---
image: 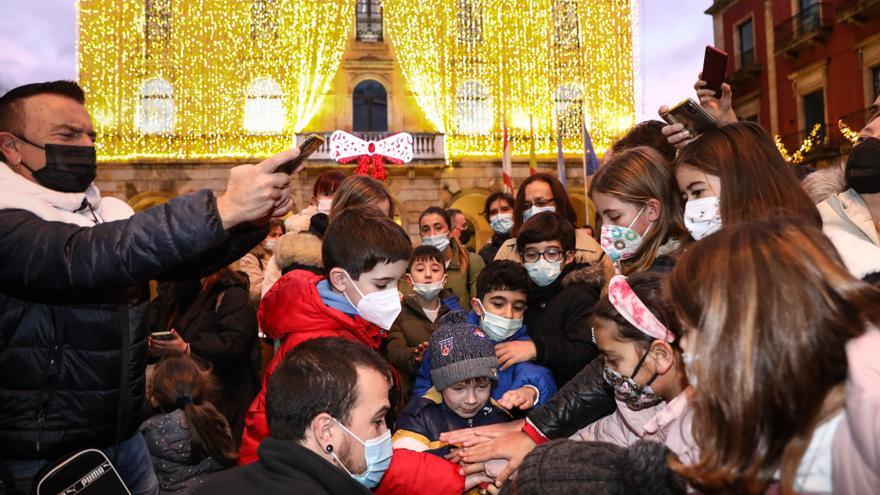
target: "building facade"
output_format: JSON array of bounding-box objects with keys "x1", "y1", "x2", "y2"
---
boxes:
[
  {"x1": 79, "y1": 0, "x2": 636, "y2": 243},
  {"x1": 706, "y1": 0, "x2": 880, "y2": 164}
]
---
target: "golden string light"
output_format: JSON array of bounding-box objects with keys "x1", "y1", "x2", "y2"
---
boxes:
[
  {"x1": 838, "y1": 119, "x2": 861, "y2": 144},
  {"x1": 382, "y1": 0, "x2": 636, "y2": 159},
  {"x1": 77, "y1": 0, "x2": 353, "y2": 163},
  {"x1": 774, "y1": 122, "x2": 823, "y2": 164}
]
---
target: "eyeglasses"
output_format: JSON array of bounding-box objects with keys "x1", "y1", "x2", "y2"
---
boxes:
[
  {"x1": 522, "y1": 248, "x2": 564, "y2": 263},
  {"x1": 522, "y1": 198, "x2": 556, "y2": 210}
]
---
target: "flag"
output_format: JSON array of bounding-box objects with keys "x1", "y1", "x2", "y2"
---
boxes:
[
  {"x1": 556, "y1": 115, "x2": 566, "y2": 187},
  {"x1": 501, "y1": 120, "x2": 514, "y2": 194},
  {"x1": 582, "y1": 119, "x2": 600, "y2": 177},
  {"x1": 528, "y1": 114, "x2": 537, "y2": 175}
]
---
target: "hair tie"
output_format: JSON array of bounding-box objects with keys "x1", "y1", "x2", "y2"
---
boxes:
[
  {"x1": 175, "y1": 395, "x2": 193, "y2": 409},
  {"x1": 607, "y1": 275, "x2": 676, "y2": 343}
]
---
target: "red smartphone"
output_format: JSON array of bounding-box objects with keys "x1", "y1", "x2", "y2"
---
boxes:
[
  {"x1": 274, "y1": 134, "x2": 325, "y2": 175},
  {"x1": 702, "y1": 46, "x2": 729, "y2": 99}
]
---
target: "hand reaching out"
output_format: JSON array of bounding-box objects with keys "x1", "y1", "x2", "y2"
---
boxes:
[
  {"x1": 498, "y1": 386, "x2": 538, "y2": 411},
  {"x1": 412, "y1": 341, "x2": 430, "y2": 364},
  {"x1": 495, "y1": 340, "x2": 536, "y2": 371}
]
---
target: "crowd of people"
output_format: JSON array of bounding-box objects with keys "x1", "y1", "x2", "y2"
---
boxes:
[{"x1": 0, "y1": 71, "x2": 879, "y2": 495}]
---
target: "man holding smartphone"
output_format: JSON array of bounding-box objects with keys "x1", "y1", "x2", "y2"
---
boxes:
[{"x1": 0, "y1": 80, "x2": 299, "y2": 494}]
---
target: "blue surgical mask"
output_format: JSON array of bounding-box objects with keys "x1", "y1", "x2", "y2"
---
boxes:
[
  {"x1": 476, "y1": 300, "x2": 522, "y2": 341},
  {"x1": 489, "y1": 213, "x2": 514, "y2": 234},
  {"x1": 422, "y1": 233, "x2": 451, "y2": 252},
  {"x1": 523, "y1": 205, "x2": 556, "y2": 222},
  {"x1": 331, "y1": 419, "x2": 393, "y2": 489},
  {"x1": 412, "y1": 280, "x2": 444, "y2": 301},
  {"x1": 524, "y1": 258, "x2": 562, "y2": 287}
]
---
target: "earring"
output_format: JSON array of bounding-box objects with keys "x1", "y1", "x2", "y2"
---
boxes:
[{"x1": 326, "y1": 444, "x2": 333, "y2": 453}]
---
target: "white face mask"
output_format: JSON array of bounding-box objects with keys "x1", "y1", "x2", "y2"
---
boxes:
[
  {"x1": 422, "y1": 233, "x2": 451, "y2": 252},
  {"x1": 684, "y1": 196, "x2": 722, "y2": 240},
  {"x1": 317, "y1": 197, "x2": 334, "y2": 215},
  {"x1": 523, "y1": 205, "x2": 556, "y2": 222},
  {"x1": 489, "y1": 213, "x2": 514, "y2": 234},
  {"x1": 524, "y1": 259, "x2": 562, "y2": 287},
  {"x1": 264, "y1": 239, "x2": 277, "y2": 253},
  {"x1": 412, "y1": 280, "x2": 444, "y2": 301},
  {"x1": 341, "y1": 271, "x2": 402, "y2": 330},
  {"x1": 476, "y1": 300, "x2": 522, "y2": 341}
]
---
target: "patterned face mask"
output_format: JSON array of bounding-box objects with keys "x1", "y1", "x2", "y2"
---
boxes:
[
  {"x1": 599, "y1": 207, "x2": 650, "y2": 262},
  {"x1": 602, "y1": 350, "x2": 664, "y2": 411}
]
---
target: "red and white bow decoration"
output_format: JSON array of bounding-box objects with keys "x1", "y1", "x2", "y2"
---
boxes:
[{"x1": 329, "y1": 131, "x2": 414, "y2": 181}]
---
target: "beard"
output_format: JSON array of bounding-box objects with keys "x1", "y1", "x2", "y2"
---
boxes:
[{"x1": 336, "y1": 438, "x2": 366, "y2": 476}]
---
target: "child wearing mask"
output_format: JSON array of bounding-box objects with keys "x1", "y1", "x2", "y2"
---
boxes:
[
  {"x1": 142, "y1": 356, "x2": 237, "y2": 494},
  {"x1": 240, "y1": 206, "x2": 413, "y2": 464},
  {"x1": 572, "y1": 272, "x2": 696, "y2": 465},
  {"x1": 393, "y1": 312, "x2": 512, "y2": 456},
  {"x1": 412, "y1": 261, "x2": 557, "y2": 412},
  {"x1": 479, "y1": 192, "x2": 515, "y2": 265},
  {"x1": 386, "y1": 246, "x2": 464, "y2": 400},
  {"x1": 419, "y1": 206, "x2": 485, "y2": 306},
  {"x1": 507, "y1": 212, "x2": 600, "y2": 387}
]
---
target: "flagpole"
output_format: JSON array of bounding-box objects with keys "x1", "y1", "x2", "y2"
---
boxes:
[{"x1": 528, "y1": 114, "x2": 537, "y2": 176}]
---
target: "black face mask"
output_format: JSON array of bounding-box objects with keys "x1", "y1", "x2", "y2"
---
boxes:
[
  {"x1": 845, "y1": 137, "x2": 880, "y2": 195},
  {"x1": 459, "y1": 228, "x2": 475, "y2": 245},
  {"x1": 15, "y1": 135, "x2": 97, "y2": 193}
]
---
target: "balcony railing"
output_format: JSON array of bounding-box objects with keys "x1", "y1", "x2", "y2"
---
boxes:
[
  {"x1": 774, "y1": 2, "x2": 833, "y2": 56},
  {"x1": 837, "y1": 0, "x2": 880, "y2": 23},
  {"x1": 296, "y1": 132, "x2": 445, "y2": 161}
]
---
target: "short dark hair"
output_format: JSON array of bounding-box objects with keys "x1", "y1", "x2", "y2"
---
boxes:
[
  {"x1": 266, "y1": 337, "x2": 392, "y2": 442},
  {"x1": 0, "y1": 81, "x2": 86, "y2": 135},
  {"x1": 516, "y1": 212, "x2": 576, "y2": 254},
  {"x1": 476, "y1": 260, "x2": 530, "y2": 300},
  {"x1": 482, "y1": 192, "x2": 515, "y2": 220},
  {"x1": 322, "y1": 206, "x2": 413, "y2": 279},
  {"x1": 408, "y1": 245, "x2": 446, "y2": 273},
  {"x1": 611, "y1": 120, "x2": 677, "y2": 163},
  {"x1": 313, "y1": 170, "x2": 347, "y2": 198},
  {"x1": 446, "y1": 208, "x2": 464, "y2": 223}
]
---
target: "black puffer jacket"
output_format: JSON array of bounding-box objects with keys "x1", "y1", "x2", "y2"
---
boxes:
[
  {"x1": 0, "y1": 190, "x2": 266, "y2": 460},
  {"x1": 526, "y1": 356, "x2": 615, "y2": 439},
  {"x1": 523, "y1": 263, "x2": 602, "y2": 387}
]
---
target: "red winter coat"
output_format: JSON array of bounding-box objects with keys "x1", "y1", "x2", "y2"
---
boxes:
[{"x1": 239, "y1": 270, "x2": 384, "y2": 464}]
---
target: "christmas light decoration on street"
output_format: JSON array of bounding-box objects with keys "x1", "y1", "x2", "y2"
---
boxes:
[{"x1": 78, "y1": 0, "x2": 353, "y2": 163}]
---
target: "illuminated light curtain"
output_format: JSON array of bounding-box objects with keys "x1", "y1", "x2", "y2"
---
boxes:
[
  {"x1": 555, "y1": 83, "x2": 583, "y2": 138},
  {"x1": 77, "y1": 0, "x2": 354, "y2": 162},
  {"x1": 456, "y1": 81, "x2": 493, "y2": 135},
  {"x1": 137, "y1": 78, "x2": 175, "y2": 134},
  {"x1": 383, "y1": 0, "x2": 635, "y2": 159},
  {"x1": 244, "y1": 77, "x2": 284, "y2": 134}
]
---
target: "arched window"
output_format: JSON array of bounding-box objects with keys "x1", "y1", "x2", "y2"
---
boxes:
[
  {"x1": 137, "y1": 78, "x2": 174, "y2": 134},
  {"x1": 555, "y1": 83, "x2": 583, "y2": 138},
  {"x1": 353, "y1": 80, "x2": 388, "y2": 132},
  {"x1": 244, "y1": 77, "x2": 284, "y2": 134},
  {"x1": 456, "y1": 81, "x2": 492, "y2": 135}
]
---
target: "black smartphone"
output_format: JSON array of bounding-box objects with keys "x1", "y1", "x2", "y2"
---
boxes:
[
  {"x1": 660, "y1": 98, "x2": 718, "y2": 136},
  {"x1": 702, "y1": 46, "x2": 729, "y2": 99},
  {"x1": 274, "y1": 134, "x2": 325, "y2": 175},
  {"x1": 150, "y1": 331, "x2": 175, "y2": 341}
]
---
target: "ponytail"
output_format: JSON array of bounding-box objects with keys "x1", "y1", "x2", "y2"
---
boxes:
[
  {"x1": 150, "y1": 356, "x2": 238, "y2": 467},
  {"x1": 181, "y1": 400, "x2": 237, "y2": 467}
]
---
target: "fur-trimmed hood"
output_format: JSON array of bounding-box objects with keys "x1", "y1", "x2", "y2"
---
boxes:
[
  {"x1": 802, "y1": 164, "x2": 847, "y2": 204},
  {"x1": 561, "y1": 262, "x2": 606, "y2": 288},
  {"x1": 274, "y1": 230, "x2": 323, "y2": 271}
]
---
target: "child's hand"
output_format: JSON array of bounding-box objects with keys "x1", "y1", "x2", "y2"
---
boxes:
[
  {"x1": 494, "y1": 341, "x2": 537, "y2": 370},
  {"x1": 412, "y1": 341, "x2": 430, "y2": 363},
  {"x1": 497, "y1": 386, "x2": 537, "y2": 410}
]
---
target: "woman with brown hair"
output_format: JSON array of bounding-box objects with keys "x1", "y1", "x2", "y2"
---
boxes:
[
  {"x1": 590, "y1": 145, "x2": 686, "y2": 275},
  {"x1": 494, "y1": 172, "x2": 604, "y2": 266},
  {"x1": 148, "y1": 267, "x2": 259, "y2": 444},
  {"x1": 418, "y1": 206, "x2": 485, "y2": 306},
  {"x1": 674, "y1": 121, "x2": 821, "y2": 240},
  {"x1": 142, "y1": 355, "x2": 237, "y2": 494},
  {"x1": 668, "y1": 217, "x2": 880, "y2": 494}
]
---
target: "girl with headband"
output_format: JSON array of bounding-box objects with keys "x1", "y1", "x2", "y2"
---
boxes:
[{"x1": 571, "y1": 271, "x2": 697, "y2": 466}]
